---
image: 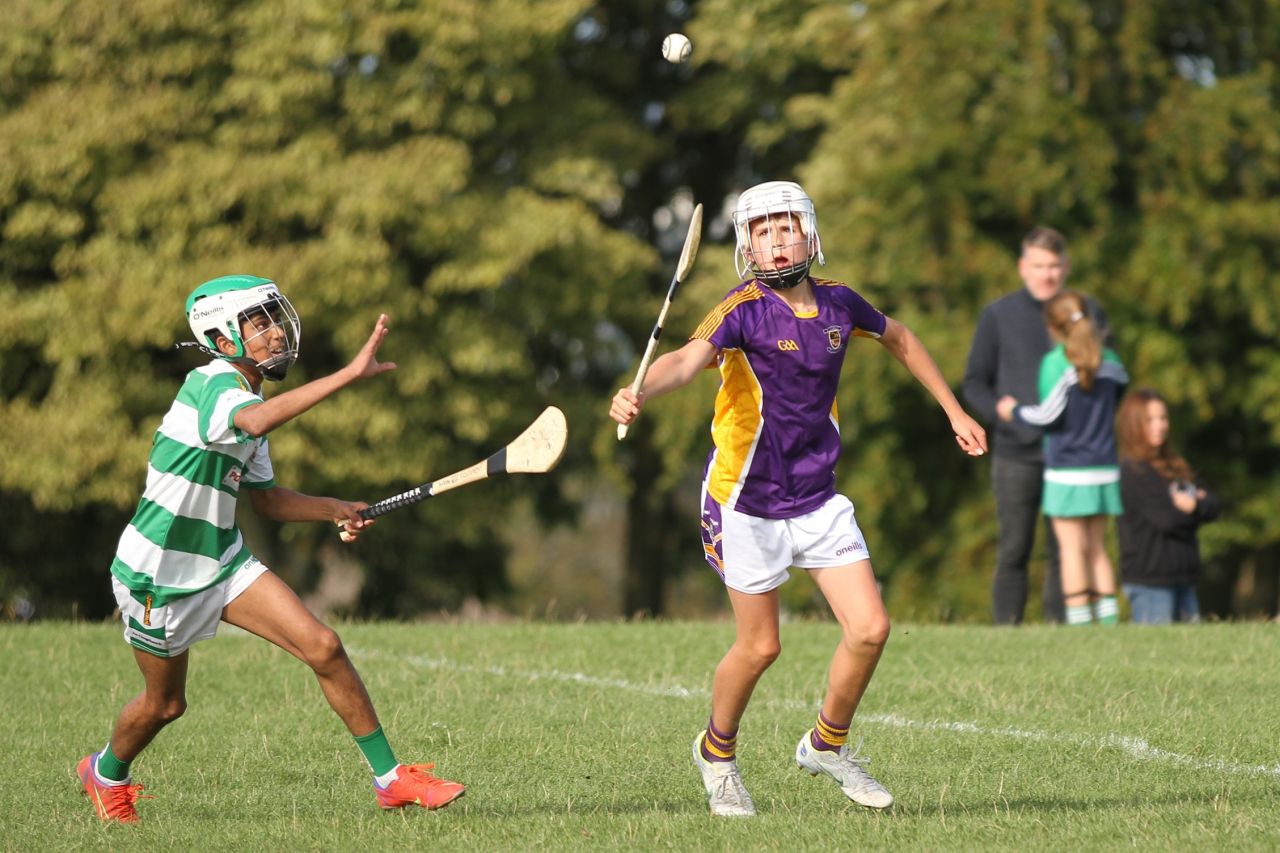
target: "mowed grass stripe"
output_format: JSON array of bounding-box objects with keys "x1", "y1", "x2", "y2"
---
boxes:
[
  {"x1": 3, "y1": 621, "x2": 1279, "y2": 850},
  {"x1": 350, "y1": 644, "x2": 1280, "y2": 782}
]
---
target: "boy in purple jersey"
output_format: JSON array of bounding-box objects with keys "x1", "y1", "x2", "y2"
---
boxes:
[{"x1": 611, "y1": 182, "x2": 987, "y2": 816}]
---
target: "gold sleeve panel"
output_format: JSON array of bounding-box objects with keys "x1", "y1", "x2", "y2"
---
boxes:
[{"x1": 706, "y1": 348, "x2": 764, "y2": 506}]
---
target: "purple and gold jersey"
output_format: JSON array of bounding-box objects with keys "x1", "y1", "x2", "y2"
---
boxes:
[{"x1": 692, "y1": 278, "x2": 886, "y2": 519}]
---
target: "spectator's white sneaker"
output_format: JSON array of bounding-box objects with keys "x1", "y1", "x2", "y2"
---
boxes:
[
  {"x1": 795, "y1": 730, "x2": 894, "y2": 809},
  {"x1": 692, "y1": 730, "x2": 756, "y2": 817}
]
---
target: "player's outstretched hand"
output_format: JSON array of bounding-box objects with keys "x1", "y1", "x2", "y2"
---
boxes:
[
  {"x1": 951, "y1": 412, "x2": 988, "y2": 457},
  {"x1": 610, "y1": 387, "x2": 644, "y2": 426},
  {"x1": 334, "y1": 500, "x2": 376, "y2": 543},
  {"x1": 347, "y1": 314, "x2": 398, "y2": 382}
]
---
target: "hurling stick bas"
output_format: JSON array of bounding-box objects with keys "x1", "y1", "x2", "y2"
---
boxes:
[
  {"x1": 427, "y1": 404, "x2": 568, "y2": 497},
  {"x1": 344, "y1": 406, "x2": 568, "y2": 534}
]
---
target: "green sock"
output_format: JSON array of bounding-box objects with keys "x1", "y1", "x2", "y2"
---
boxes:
[
  {"x1": 354, "y1": 726, "x2": 398, "y2": 776},
  {"x1": 1066, "y1": 604, "x2": 1093, "y2": 626},
  {"x1": 1095, "y1": 595, "x2": 1119, "y2": 625},
  {"x1": 97, "y1": 743, "x2": 131, "y2": 782}
]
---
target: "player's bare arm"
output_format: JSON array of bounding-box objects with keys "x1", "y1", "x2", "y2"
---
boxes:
[
  {"x1": 610, "y1": 338, "x2": 717, "y2": 425},
  {"x1": 878, "y1": 317, "x2": 988, "y2": 457},
  {"x1": 249, "y1": 487, "x2": 374, "y2": 539},
  {"x1": 235, "y1": 315, "x2": 397, "y2": 438}
]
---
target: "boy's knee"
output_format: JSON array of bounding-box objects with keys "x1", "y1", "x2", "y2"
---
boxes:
[
  {"x1": 844, "y1": 616, "x2": 890, "y2": 650},
  {"x1": 744, "y1": 639, "x2": 782, "y2": 670},
  {"x1": 869, "y1": 616, "x2": 891, "y2": 647},
  {"x1": 303, "y1": 626, "x2": 346, "y2": 670},
  {"x1": 147, "y1": 695, "x2": 187, "y2": 724}
]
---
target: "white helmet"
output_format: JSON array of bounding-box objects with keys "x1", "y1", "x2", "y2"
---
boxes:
[
  {"x1": 732, "y1": 180, "x2": 825, "y2": 288},
  {"x1": 185, "y1": 275, "x2": 301, "y2": 381}
]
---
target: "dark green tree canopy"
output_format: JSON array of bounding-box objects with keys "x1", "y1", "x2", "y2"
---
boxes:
[{"x1": 2, "y1": 0, "x2": 1277, "y2": 620}]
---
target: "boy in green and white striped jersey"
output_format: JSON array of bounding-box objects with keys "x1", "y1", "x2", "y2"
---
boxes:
[{"x1": 77, "y1": 275, "x2": 464, "y2": 822}]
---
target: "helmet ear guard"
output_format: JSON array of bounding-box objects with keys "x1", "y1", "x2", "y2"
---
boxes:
[
  {"x1": 732, "y1": 181, "x2": 826, "y2": 289},
  {"x1": 184, "y1": 275, "x2": 302, "y2": 381}
]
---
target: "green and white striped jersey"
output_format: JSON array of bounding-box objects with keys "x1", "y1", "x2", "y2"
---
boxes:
[{"x1": 110, "y1": 360, "x2": 276, "y2": 606}]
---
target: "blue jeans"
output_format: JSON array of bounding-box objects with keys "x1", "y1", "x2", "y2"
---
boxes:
[{"x1": 1123, "y1": 583, "x2": 1200, "y2": 624}]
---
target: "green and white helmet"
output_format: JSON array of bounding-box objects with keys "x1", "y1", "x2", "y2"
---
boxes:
[
  {"x1": 732, "y1": 180, "x2": 826, "y2": 289},
  {"x1": 185, "y1": 275, "x2": 301, "y2": 381}
]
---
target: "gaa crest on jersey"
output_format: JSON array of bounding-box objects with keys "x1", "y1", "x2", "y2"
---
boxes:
[{"x1": 824, "y1": 325, "x2": 843, "y2": 353}]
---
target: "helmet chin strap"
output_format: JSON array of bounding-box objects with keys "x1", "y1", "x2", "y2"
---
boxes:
[
  {"x1": 755, "y1": 259, "x2": 812, "y2": 290},
  {"x1": 174, "y1": 341, "x2": 292, "y2": 381},
  {"x1": 175, "y1": 341, "x2": 220, "y2": 357},
  {"x1": 258, "y1": 354, "x2": 293, "y2": 382}
]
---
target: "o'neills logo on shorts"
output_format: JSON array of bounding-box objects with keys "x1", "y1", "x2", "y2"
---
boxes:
[{"x1": 143, "y1": 594, "x2": 153, "y2": 626}]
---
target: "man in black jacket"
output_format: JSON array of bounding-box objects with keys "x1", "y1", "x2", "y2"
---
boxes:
[{"x1": 962, "y1": 227, "x2": 1109, "y2": 624}]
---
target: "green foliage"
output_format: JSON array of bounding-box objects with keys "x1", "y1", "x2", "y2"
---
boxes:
[
  {"x1": 2, "y1": 1, "x2": 1278, "y2": 620},
  {"x1": 0, "y1": 0, "x2": 660, "y2": 615},
  {"x1": 659, "y1": 0, "x2": 1280, "y2": 619}
]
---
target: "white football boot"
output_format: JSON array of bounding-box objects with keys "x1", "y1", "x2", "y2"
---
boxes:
[
  {"x1": 692, "y1": 730, "x2": 756, "y2": 817},
  {"x1": 795, "y1": 730, "x2": 894, "y2": 809}
]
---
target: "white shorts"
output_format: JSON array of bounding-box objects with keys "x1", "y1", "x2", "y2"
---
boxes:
[
  {"x1": 701, "y1": 490, "x2": 872, "y2": 594},
  {"x1": 113, "y1": 558, "x2": 268, "y2": 658}
]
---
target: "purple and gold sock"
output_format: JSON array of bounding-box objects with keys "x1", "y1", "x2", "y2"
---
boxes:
[
  {"x1": 810, "y1": 711, "x2": 850, "y2": 752},
  {"x1": 701, "y1": 718, "x2": 738, "y2": 763}
]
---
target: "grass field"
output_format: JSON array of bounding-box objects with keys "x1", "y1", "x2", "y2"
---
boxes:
[{"x1": 4, "y1": 620, "x2": 1279, "y2": 850}]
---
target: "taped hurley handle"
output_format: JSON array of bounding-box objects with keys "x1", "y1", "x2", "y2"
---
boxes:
[{"x1": 618, "y1": 202, "x2": 704, "y2": 440}]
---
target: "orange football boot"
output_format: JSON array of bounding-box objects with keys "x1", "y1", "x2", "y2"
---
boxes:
[
  {"x1": 373, "y1": 763, "x2": 465, "y2": 810},
  {"x1": 77, "y1": 753, "x2": 151, "y2": 823}
]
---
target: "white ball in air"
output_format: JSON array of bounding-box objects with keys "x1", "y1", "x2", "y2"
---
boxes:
[{"x1": 661, "y1": 33, "x2": 692, "y2": 64}]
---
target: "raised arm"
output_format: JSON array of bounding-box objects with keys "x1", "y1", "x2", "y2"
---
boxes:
[
  {"x1": 235, "y1": 314, "x2": 397, "y2": 438},
  {"x1": 879, "y1": 317, "x2": 987, "y2": 457},
  {"x1": 610, "y1": 337, "x2": 718, "y2": 427}
]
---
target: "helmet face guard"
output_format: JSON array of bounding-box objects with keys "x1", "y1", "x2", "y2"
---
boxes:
[
  {"x1": 186, "y1": 276, "x2": 301, "y2": 381},
  {"x1": 732, "y1": 181, "x2": 825, "y2": 289}
]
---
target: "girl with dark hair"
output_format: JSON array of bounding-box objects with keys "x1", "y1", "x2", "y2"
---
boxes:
[{"x1": 1115, "y1": 389, "x2": 1221, "y2": 623}]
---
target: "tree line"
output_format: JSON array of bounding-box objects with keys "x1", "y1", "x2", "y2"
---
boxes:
[{"x1": 1, "y1": 0, "x2": 1277, "y2": 620}]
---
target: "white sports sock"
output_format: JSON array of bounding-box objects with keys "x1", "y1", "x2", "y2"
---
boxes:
[{"x1": 374, "y1": 765, "x2": 401, "y2": 788}]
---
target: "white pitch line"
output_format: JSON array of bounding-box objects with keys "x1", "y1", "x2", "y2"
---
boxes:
[
  {"x1": 855, "y1": 713, "x2": 1280, "y2": 780},
  {"x1": 351, "y1": 648, "x2": 1280, "y2": 781}
]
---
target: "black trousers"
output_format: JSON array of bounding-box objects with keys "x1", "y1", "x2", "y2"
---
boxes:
[{"x1": 992, "y1": 455, "x2": 1064, "y2": 624}]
